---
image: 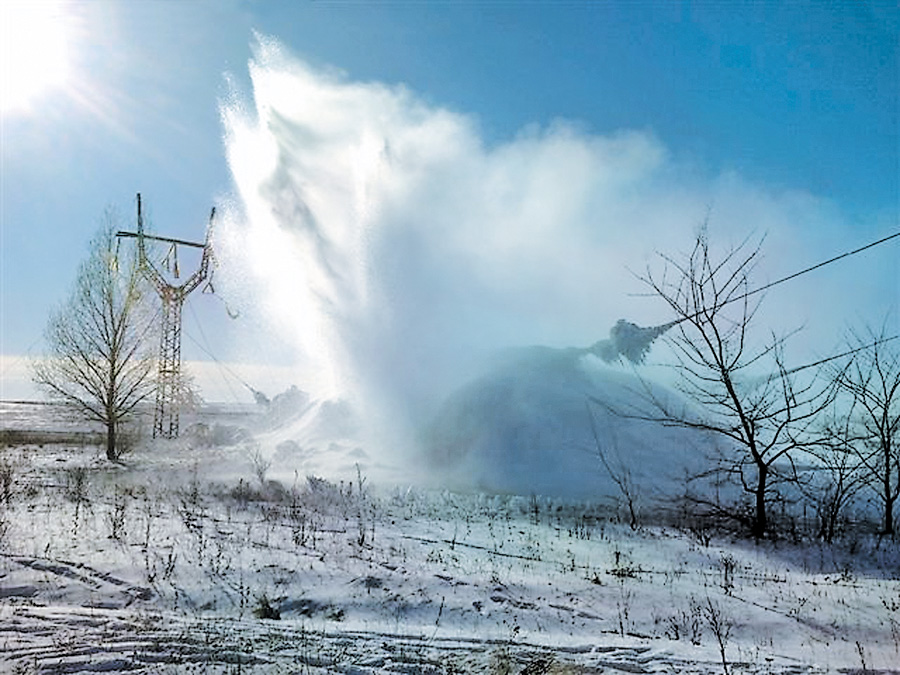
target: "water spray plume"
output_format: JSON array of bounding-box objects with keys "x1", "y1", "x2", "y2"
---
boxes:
[
  {"x1": 585, "y1": 319, "x2": 677, "y2": 365},
  {"x1": 218, "y1": 39, "x2": 898, "y2": 462}
]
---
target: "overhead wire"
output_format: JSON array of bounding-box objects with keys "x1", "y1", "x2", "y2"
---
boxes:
[
  {"x1": 711, "y1": 230, "x2": 900, "y2": 375},
  {"x1": 611, "y1": 229, "x2": 900, "y2": 376},
  {"x1": 783, "y1": 334, "x2": 900, "y2": 376},
  {"x1": 786, "y1": 233, "x2": 900, "y2": 371},
  {"x1": 184, "y1": 298, "x2": 270, "y2": 404},
  {"x1": 184, "y1": 299, "x2": 243, "y2": 403},
  {"x1": 673, "y1": 229, "x2": 900, "y2": 328}
]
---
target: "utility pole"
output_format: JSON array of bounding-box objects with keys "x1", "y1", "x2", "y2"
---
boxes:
[{"x1": 117, "y1": 193, "x2": 214, "y2": 438}]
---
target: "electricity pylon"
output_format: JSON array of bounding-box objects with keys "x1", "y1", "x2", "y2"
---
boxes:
[{"x1": 117, "y1": 193, "x2": 215, "y2": 438}]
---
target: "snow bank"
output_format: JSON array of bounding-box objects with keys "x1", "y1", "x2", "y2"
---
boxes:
[{"x1": 423, "y1": 347, "x2": 711, "y2": 501}]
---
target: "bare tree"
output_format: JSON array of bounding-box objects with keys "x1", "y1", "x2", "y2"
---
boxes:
[
  {"x1": 637, "y1": 227, "x2": 832, "y2": 538},
  {"x1": 833, "y1": 324, "x2": 900, "y2": 535},
  {"x1": 586, "y1": 403, "x2": 641, "y2": 530},
  {"x1": 804, "y1": 398, "x2": 867, "y2": 542},
  {"x1": 33, "y1": 212, "x2": 156, "y2": 460}
]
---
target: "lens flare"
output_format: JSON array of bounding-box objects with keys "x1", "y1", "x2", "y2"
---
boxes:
[{"x1": 0, "y1": 1, "x2": 73, "y2": 113}]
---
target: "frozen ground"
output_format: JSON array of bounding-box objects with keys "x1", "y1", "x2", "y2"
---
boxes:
[{"x1": 1, "y1": 401, "x2": 899, "y2": 674}]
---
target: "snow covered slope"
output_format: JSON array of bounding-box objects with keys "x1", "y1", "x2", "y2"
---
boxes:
[
  {"x1": 423, "y1": 347, "x2": 712, "y2": 501},
  {"x1": 235, "y1": 347, "x2": 713, "y2": 503}
]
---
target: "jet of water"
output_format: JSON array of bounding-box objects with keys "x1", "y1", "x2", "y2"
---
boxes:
[{"x1": 585, "y1": 319, "x2": 676, "y2": 365}]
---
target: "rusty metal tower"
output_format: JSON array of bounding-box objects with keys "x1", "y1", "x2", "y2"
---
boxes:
[{"x1": 118, "y1": 193, "x2": 215, "y2": 438}]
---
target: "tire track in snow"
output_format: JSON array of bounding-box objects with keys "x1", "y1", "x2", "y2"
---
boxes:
[
  {"x1": 0, "y1": 605, "x2": 841, "y2": 674},
  {"x1": 2, "y1": 553, "x2": 153, "y2": 608}
]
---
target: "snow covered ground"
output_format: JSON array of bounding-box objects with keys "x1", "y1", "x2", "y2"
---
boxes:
[{"x1": 1, "y1": 400, "x2": 899, "y2": 674}]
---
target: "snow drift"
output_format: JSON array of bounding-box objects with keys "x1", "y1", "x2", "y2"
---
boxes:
[
  {"x1": 425, "y1": 347, "x2": 711, "y2": 501},
  {"x1": 233, "y1": 349, "x2": 711, "y2": 503}
]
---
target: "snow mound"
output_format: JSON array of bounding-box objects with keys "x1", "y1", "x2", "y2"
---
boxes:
[
  {"x1": 249, "y1": 386, "x2": 370, "y2": 483},
  {"x1": 424, "y1": 347, "x2": 711, "y2": 501}
]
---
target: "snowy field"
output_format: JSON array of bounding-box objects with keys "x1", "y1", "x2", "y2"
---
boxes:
[{"x1": 1, "y1": 401, "x2": 899, "y2": 674}]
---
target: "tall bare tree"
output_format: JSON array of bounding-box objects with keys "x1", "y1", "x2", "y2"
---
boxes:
[
  {"x1": 832, "y1": 324, "x2": 900, "y2": 535},
  {"x1": 33, "y1": 212, "x2": 156, "y2": 460},
  {"x1": 637, "y1": 227, "x2": 832, "y2": 538}
]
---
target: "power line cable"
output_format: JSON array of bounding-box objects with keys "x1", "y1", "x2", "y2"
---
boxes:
[
  {"x1": 184, "y1": 299, "x2": 242, "y2": 404},
  {"x1": 673, "y1": 229, "x2": 900, "y2": 328},
  {"x1": 592, "y1": 229, "x2": 900, "y2": 370},
  {"x1": 181, "y1": 307, "x2": 268, "y2": 404},
  {"x1": 182, "y1": 328, "x2": 247, "y2": 402},
  {"x1": 682, "y1": 231, "x2": 900, "y2": 373},
  {"x1": 783, "y1": 334, "x2": 900, "y2": 376}
]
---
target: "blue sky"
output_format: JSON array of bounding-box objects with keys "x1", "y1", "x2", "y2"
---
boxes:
[{"x1": 1, "y1": 0, "x2": 897, "y2": 402}]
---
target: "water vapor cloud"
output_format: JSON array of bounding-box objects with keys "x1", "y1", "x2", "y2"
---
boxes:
[{"x1": 216, "y1": 37, "x2": 885, "y2": 441}]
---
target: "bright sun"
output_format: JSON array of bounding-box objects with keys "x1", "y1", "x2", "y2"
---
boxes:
[{"x1": 0, "y1": 1, "x2": 73, "y2": 113}]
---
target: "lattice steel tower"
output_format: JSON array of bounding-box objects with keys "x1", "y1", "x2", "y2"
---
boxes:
[{"x1": 118, "y1": 193, "x2": 215, "y2": 438}]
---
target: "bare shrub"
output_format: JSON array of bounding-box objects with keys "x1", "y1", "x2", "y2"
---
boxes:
[
  {"x1": 586, "y1": 404, "x2": 641, "y2": 530},
  {"x1": 615, "y1": 579, "x2": 634, "y2": 636},
  {"x1": 0, "y1": 459, "x2": 14, "y2": 504},
  {"x1": 663, "y1": 599, "x2": 703, "y2": 644},
  {"x1": 253, "y1": 593, "x2": 280, "y2": 620},
  {"x1": 703, "y1": 597, "x2": 734, "y2": 675},
  {"x1": 0, "y1": 503, "x2": 9, "y2": 545},
  {"x1": 247, "y1": 443, "x2": 271, "y2": 487},
  {"x1": 719, "y1": 554, "x2": 737, "y2": 595},
  {"x1": 489, "y1": 624, "x2": 520, "y2": 675},
  {"x1": 114, "y1": 419, "x2": 146, "y2": 458},
  {"x1": 882, "y1": 592, "x2": 900, "y2": 654},
  {"x1": 65, "y1": 466, "x2": 89, "y2": 504},
  {"x1": 355, "y1": 463, "x2": 374, "y2": 548},
  {"x1": 107, "y1": 485, "x2": 129, "y2": 540}
]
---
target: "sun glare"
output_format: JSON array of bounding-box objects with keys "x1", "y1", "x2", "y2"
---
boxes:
[{"x1": 0, "y1": 1, "x2": 72, "y2": 113}]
